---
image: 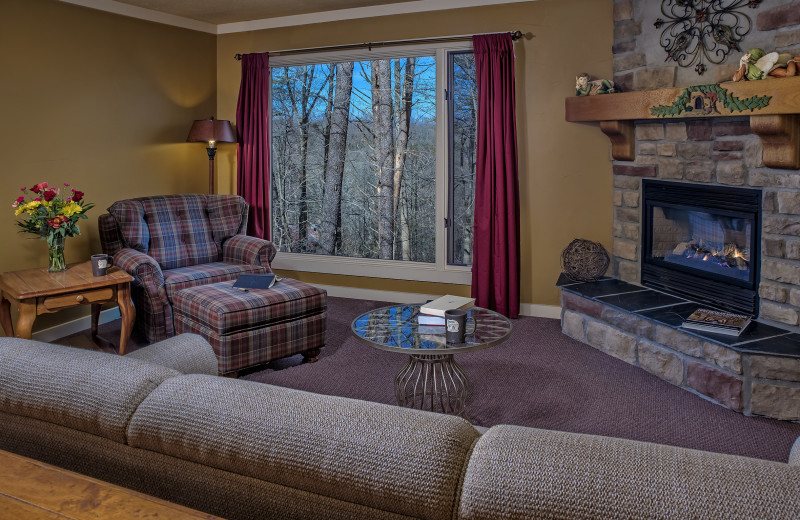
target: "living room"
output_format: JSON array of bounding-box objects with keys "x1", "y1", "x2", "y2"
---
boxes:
[{"x1": 2, "y1": 0, "x2": 800, "y2": 518}]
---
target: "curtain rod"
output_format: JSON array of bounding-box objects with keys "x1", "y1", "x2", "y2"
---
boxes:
[{"x1": 234, "y1": 30, "x2": 523, "y2": 60}]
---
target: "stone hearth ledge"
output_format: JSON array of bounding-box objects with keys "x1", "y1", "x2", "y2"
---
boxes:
[{"x1": 557, "y1": 274, "x2": 800, "y2": 421}]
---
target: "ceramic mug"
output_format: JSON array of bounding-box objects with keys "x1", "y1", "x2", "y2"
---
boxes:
[
  {"x1": 91, "y1": 254, "x2": 113, "y2": 277},
  {"x1": 445, "y1": 309, "x2": 467, "y2": 343}
]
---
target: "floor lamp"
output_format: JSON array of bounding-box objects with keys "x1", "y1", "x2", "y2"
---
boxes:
[{"x1": 186, "y1": 117, "x2": 236, "y2": 194}]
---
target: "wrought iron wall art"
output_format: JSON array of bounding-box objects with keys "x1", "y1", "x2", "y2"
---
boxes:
[{"x1": 655, "y1": 0, "x2": 762, "y2": 75}]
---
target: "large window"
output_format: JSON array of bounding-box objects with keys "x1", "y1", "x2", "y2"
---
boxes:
[{"x1": 269, "y1": 45, "x2": 476, "y2": 284}]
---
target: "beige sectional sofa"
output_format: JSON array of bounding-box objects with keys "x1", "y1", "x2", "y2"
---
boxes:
[{"x1": 1, "y1": 335, "x2": 799, "y2": 520}]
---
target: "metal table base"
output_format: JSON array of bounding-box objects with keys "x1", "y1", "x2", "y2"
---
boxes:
[{"x1": 395, "y1": 353, "x2": 470, "y2": 415}]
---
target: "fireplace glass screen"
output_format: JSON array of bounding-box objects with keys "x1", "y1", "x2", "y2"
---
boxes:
[
  {"x1": 641, "y1": 180, "x2": 761, "y2": 316},
  {"x1": 651, "y1": 206, "x2": 752, "y2": 283}
]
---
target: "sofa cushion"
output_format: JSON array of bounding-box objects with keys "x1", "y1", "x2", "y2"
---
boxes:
[
  {"x1": 109, "y1": 195, "x2": 223, "y2": 270},
  {"x1": 126, "y1": 333, "x2": 219, "y2": 375},
  {"x1": 128, "y1": 375, "x2": 479, "y2": 520},
  {"x1": 0, "y1": 338, "x2": 180, "y2": 445},
  {"x1": 163, "y1": 262, "x2": 266, "y2": 302},
  {"x1": 457, "y1": 424, "x2": 800, "y2": 520}
]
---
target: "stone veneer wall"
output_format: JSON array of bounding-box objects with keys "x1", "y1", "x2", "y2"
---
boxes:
[
  {"x1": 561, "y1": 290, "x2": 800, "y2": 420},
  {"x1": 611, "y1": 117, "x2": 800, "y2": 332},
  {"x1": 558, "y1": 0, "x2": 800, "y2": 420},
  {"x1": 613, "y1": 0, "x2": 800, "y2": 90}
]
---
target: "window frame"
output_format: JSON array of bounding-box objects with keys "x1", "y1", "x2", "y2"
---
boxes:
[{"x1": 268, "y1": 42, "x2": 473, "y2": 285}]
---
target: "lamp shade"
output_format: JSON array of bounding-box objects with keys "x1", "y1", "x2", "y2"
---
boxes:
[{"x1": 186, "y1": 117, "x2": 236, "y2": 144}]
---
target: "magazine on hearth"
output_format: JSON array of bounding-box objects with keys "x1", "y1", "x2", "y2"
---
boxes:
[
  {"x1": 681, "y1": 308, "x2": 752, "y2": 336},
  {"x1": 233, "y1": 273, "x2": 279, "y2": 291}
]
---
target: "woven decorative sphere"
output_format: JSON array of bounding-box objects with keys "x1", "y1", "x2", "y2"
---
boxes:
[{"x1": 561, "y1": 239, "x2": 610, "y2": 282}]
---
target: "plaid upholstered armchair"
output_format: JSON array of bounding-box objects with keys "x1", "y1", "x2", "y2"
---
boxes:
[{"x1": 98, "y1": 194, "x2": 276, "y2": 343}]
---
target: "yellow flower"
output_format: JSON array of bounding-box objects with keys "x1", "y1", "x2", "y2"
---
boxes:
[
  {"x1": 14, "y1": 206, "x2": 25, "y2": 216},
  {"x1": 23, "y1": 200, "x2": 42, "y2": 214},
  {"x1": 61, "y1": 202, "x2": 83, "y2": 217}
]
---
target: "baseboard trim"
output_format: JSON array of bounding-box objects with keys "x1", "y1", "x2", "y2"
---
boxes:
[
  {"x1": 313, "y1": 284, "x2": 561, "y2": 319},
  {"x1": 29, "y1": 287, "x2": 561, "y2": 342},
  {"x1": 32, "y1": 307, "x2": 122, "y2": 343}
]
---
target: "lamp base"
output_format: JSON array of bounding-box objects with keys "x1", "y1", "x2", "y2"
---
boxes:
[{"x1": 206, "y1": 147, "x2": 216, "y2": 194}]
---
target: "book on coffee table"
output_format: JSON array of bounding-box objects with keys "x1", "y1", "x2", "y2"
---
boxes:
[
  {"x1": 420, "y1": 295, "x2": 475, "y2": 317},
  {"x1": 681, "y1": 308, "x2": 752, "y2": 336},
  {"x1": 418, "y1": 314, "x2": 446, "y2": 326}
]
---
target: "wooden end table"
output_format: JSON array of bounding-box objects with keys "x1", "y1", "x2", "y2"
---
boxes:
[
  {"x1": 0, "y1": 261, "x2": 135, "y2": 354},
  {"x1": 0, "y1": 449, "x2": 223, "y2": 519}
]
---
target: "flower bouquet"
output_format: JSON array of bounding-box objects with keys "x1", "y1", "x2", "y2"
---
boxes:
[{"x1": 12, "y1": 182, "x2": 94, "y2": 272}]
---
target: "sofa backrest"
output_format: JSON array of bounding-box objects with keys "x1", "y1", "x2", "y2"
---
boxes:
[
  {"x1": 127, "y1": 374, "x2": 480, "y2": 520},
  {"x1": 0, "y1": 338, "x2": 181, "y2": 445},
  {"x1": 105, "y1": 194, "x2": 248, "y2": 269},
  {"x1": 457, "y1": 424, "x2": 800, "y2": 520}
]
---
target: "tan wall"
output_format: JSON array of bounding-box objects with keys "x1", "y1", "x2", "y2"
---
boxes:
[
  {"x1": 216, "y1": 0, "x2": 614, "y2": 307},
  {"x1": 1, "y1": 0, "x2": 216, "y2": 331}
]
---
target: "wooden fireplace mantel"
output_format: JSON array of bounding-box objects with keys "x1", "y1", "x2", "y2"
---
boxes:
[{"x1": 565, "y1": 75, "x2": 800, "y2": 169}]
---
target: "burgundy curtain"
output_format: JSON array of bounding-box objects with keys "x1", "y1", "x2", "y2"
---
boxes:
[
  {"x1": 236, "y1": 53, "x2": 271, "y2": 239},
  {"x1": 470, "y1": 33, "x2": 520, "y2": 318}
]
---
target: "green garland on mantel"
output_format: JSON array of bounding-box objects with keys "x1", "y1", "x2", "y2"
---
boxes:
[{"x1": 649, "y1": 84, "x2": 772, "y2": 117}]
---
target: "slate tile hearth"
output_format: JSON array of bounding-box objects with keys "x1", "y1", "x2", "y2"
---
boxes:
[{"x1": 557, "y1": 274, "x2": 800, "y2": 359}]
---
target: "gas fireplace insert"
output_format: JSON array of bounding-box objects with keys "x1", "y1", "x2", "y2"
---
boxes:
[{"x1": 641, "y1": 180, "x2": 761, "y2": 316}]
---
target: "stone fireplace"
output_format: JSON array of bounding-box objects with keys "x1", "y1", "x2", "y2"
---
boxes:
[
  {"x1": 641, "y1": 179, "x2": 761, "y2": 316},
  {"x1": 612, "y1": 117, "x2": 799, "y2": 329},
  {"x1": 556, "y1": 117, "x2": 800, "y2": 421},
  {"x1": 557, "y1": 0, "x2": 800, "y2": 421}
]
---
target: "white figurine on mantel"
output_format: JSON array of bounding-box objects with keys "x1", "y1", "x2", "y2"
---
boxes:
[{"x1": 733, "y1": 48, "x2": 799, "y2": 81}]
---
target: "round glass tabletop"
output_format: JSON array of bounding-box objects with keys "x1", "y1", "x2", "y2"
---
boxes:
[{"x1": 351, "y1": 303, "x2": 512, "y2": 354}]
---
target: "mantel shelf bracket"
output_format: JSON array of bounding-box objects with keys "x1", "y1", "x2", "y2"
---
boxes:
[
  {"x1": 599, "y1": 120, "x2": 635, "y2": 162},
  {"x1": 565, "y1": 76, "x2": 800, "y2": 170},
  {"x1": 750, "y1": 114, "x2": 800, "y2": 170}
]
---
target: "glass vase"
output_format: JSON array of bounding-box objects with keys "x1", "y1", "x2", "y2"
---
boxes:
[{"x1": 48, "y1": 234, "x2": 67, "y2": 272}]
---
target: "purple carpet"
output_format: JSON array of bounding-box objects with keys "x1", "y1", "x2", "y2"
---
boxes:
[
  {"x1": 238, "y1": 297, "x2": 800, "y2": 463},
  {"x1": 74, "y1": 296, "x2": 800, "y2": 462}
]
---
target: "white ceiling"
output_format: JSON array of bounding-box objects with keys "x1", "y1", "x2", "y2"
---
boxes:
[
  {"x1": 106, "y1": 0, "x2": 413, "y2": 24},
  {"x1": 60, "y1": 0, "x2": 530, "y2": 34}
]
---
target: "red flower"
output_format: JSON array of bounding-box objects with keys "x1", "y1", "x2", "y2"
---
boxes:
[
  {"x1": 48, "y1": 217, "x2": 62, "y2": 229},
  {"x1": 31, "y1": 184, "x2": 41, "y2": 194},
  {"x1": 43, "y1": 190, "x2": 56, "y2": 202},
  {"x1": 72, "y1": 190, "x2": 84, "y2": 202},
  {"x1": 15, "y1": 196, "x2": 24, "y2": 204},
  {"x1": 33, "y1": 197, "x2": 42, "y2": 202}
]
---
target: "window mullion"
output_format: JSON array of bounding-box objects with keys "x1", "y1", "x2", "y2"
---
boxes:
[{"x1": 435, "y1": 47, "x2": 448, "y2": 274}]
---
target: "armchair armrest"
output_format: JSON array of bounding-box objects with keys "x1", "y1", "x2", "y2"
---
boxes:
[
  {"x1": 222, "y1": 235, "x2": 277, "y2": 269},
  {"x1": 114, "y1": 248, "x2": 165, "y2": 289}
]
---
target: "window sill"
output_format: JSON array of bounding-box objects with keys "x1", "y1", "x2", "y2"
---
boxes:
[{"x1": 271, "y1": 252, "x2": 472, "y2": 285}]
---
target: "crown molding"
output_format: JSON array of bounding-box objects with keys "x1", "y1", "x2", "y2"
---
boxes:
[
  {"x1": 60, "y1": 0, "x2": 533, "y2": 35},
  {"x1": 217, "y1": 0, "x2": 534, "y2": 34},
  {"x1": 60, "y1": 0, "x2": 217, "y2": 33}
]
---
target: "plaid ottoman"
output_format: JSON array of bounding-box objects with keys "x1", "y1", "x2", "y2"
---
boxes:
[{"x1": 172, "y1": 278, "x2": 326, "y2": 375}]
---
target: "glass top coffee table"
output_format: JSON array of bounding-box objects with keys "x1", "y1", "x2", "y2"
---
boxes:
[{"x1": 351, "y1": 303, "x2": 512, "y2": 415}]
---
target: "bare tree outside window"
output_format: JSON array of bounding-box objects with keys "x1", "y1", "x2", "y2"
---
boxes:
[
  {"x1": 272, "y1": 56, "x2": 437, "y2": 262},
  {"x1": 271, "y1": 51, "x2": 476, "y2": 269},
  {"x1": 448, "y1": 52, "x2": 477, "y2": 267}
]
